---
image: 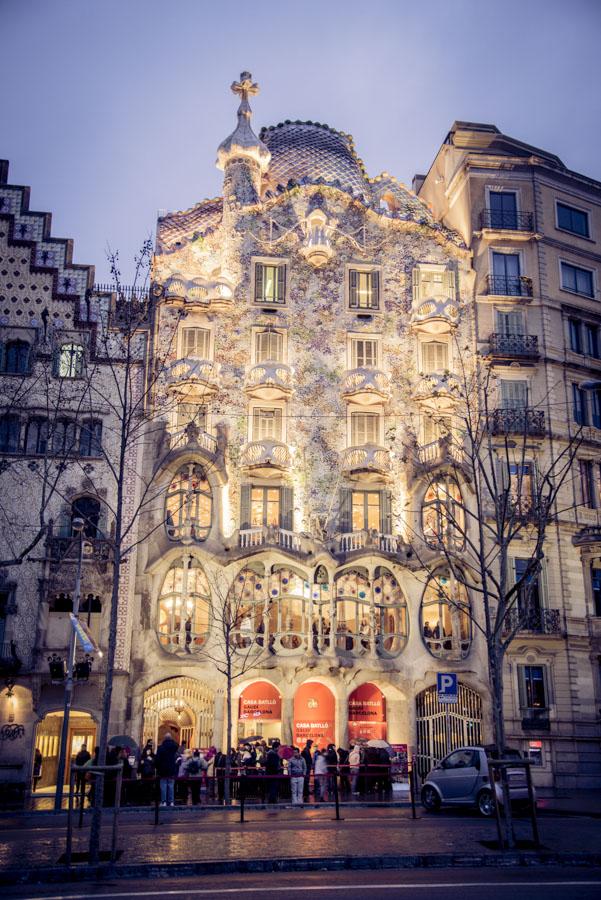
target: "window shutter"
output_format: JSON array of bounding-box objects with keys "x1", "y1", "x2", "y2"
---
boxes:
[
  {"x1": 380, "y1": 490, "x2": 392, "y2": 534},
  {"x1": 412, "y1": 268, "x2": 420, "y2": 304},
  {"x1": 254, "y1": 264, "x2": 264, "y2": 302},
  {"x1": 541, "y1": 664, "x2": 550, "y2": 708},
  {"x1": 277, "y1": 264, "x2": 286, "y2": 303},
  {"x1": 240, "y1": 484, "x2": 252, "y2": 530},
  {"x1": 443, "y1": 269, "x2": 455, "y2": 299},
  {"x1": 517, "y1": 665, "x2": 527, "y2": 710},
  {"x1": 371, "y1": 270, "x2": 380, "y2": 309},
  {"x1": 349, "y1": 269, "x2": 358, "y2": 307},
  {"x1": 280, "y1": 486, "x2": 293, "y2": 531},
  {"x1": 339, "y1": 489, "x2": 352, "y2": 533}
]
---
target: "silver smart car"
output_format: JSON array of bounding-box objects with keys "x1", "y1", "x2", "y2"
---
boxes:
[{"x1": 421, "y1": 746, "x2": 532, "y2": 817}]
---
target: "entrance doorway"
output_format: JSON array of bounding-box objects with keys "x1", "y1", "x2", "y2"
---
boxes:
[
  {"x1": 415, "y1": 682, "x2": 482, "y2": 780},
  {"x1": 238, "y1": 681, "x2": 282, "y2": 743},
  {"x1": 348, "y1": 682, "x2": 387, "y2": 742},
  {"x1": 293, "y1": 681, "x2": 335, "y2": 748},
  {"x1": 34, "y1": 710, "x2": 96, "y2": 789},
  {"x1": 142, "y1": 677, "x2": 214, "y2": 750}
]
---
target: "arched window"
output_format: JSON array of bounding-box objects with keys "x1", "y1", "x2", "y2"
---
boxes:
[
  {"x1": 268, "y1": 567, "x2": 309, "y2": 654},
  {"x1": 422, "y1": 478, "x2": 465, "y2": 549},
  {"x1": 79, "y1": 420, "x2": 103, "y2": 457},
  {"x1": 335, "y1": 569, "x2": 371, "y2": 655},
  {"x1": 165, "y1": 464, "x2": 212, "y2": 542},
  {"x1": 25, "y1": 418, "x2": 49, "y2": 455},
  {"x1": 71, "y1": 496, "x2": 101, "y2": 538},
  {"x1": 4, "y1": 340, "x2": 30, "y2": 374},
  {"x1": 57, "y1": 343, "x2": 84, "y2": 378},
  {"x1": 0, "y1": 413, "x2": 20, "y2": 453},
  {"x1": 373, "y1": 567, "x2": 408, "y2": 658},
  {"x1": 421, "y1": 570, "x2": 471, "y2": 660},
  {"x1": 157, "y1": 557, "x2": 210, "y2": 654},
  {"x1": 312, "y1": 566, "x2": 331, "y2": 654},
  {"x1": 229, "y1": 566, "x2": 267, "y2": 650}
]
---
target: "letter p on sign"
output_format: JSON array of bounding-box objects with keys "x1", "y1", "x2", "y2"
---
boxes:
[{"x1": 437, "y1": 672, "x2": 458, "y2": 704}]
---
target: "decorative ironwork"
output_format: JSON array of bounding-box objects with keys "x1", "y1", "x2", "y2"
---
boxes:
[
  {"x1": 486, "y1": 275, "x2": 533, "y2": 297},
  {"x1": 503, "y1": 607, "x2": 562, "y2": 635},
  {"x1": 415, "y1": 682, "x2": 483, "y2": 781},
  {"x1": 47, "y1": 653, "x2": 66, "y2": 683},
  {"x1": 490, "y1": 408, "x2": 545, "y2": 437},
  {"x1": 74, "y1": 654, "x2": 94, "y2": 681},
  {"x1": 480, "y1": 209, "x2": 534, "y2": 231},
  {"x1": 0, "y1": 723, "x2": 25, "y2": 741},
  {"x1": 488, "y1": 333, "x2": 539, "y2": 358}
]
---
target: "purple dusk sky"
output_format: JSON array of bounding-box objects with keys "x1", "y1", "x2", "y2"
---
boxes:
[{"x1": 1, "y1": 0, "x2": 600, "y2": 283}]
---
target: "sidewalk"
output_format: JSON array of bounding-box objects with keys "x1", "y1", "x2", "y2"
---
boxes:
[{"x1": 0, "y1": 805, "x2": 600, "y2": 885}]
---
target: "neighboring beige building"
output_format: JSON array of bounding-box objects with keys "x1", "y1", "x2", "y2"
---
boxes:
[
  {"x1": 417, "y1": 121, "x2": 601, "y2": 785},
  {"x1": 1, "y1": 93, "x2": 600, "y2": 801}
]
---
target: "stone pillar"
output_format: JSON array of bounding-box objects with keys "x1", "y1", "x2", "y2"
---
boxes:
[
  {"x1": 337, "y1": 691, "x2": 348, "y2": 749},
  {"x1": 281, "y1": 695, "x2": 294, "y2": 745}
]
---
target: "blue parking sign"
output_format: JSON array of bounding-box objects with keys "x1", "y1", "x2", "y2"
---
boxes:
[{"x1": 437, "y1": 672, "x2": 458, "y2": 704}]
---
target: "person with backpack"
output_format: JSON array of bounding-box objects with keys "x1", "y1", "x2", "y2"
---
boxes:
[{"x1": 185, "y1": 750, "x2": 204, "y2": 804}]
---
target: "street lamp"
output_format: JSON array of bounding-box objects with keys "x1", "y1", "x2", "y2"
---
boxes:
[{"x1": 53, "y1": 517, "x2": 85, "y2": 811}]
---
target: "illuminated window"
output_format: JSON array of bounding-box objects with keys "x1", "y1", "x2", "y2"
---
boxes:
[
  {"x1": 254, "y1": 262, "x2": 286, "y2": 304},
  {"x1": 349, "y1": 269, "x2": 380, "y2": 310},
  {"x1": 351, "y1": 491, "x2": 381, "y2": 531},
  {"x1": 518, "y1": 665, "x2": 548, "y2": 710},
  {"x1": 157, "y1": 557, "x2": 210, "y2": 653},
  {"x1": 229, "y1": 566, "x2": 267, "y2": 649},
  {"x1": 374, "y1": 567, "x2": 408, "y2": 658},
  {"x1": 251, "y1": 487, "x2": 281, "y2": 527},
  {"x1": 421, "y1": 571, "x2": 471, "y2": 660},
  {"x1": 335, "y1": 569, "x2": 371, "y2": 654},
  {"x1": 165, "y1": 464, "x2": 212, "y2": 542},
  {"x1": 57, "y1": 343, "x2": 84, "y2": 378},
  {"x1": 422, "y1": 479, "x2": 464, "y2": 549}
]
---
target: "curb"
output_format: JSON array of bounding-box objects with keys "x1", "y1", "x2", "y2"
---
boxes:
[{"x1": 1, "y1": 851, "x2": 601, "y2": 885}]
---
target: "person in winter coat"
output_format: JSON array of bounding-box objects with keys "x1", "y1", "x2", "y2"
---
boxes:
[
  {"x1": 338, "y1": 746, "x2": 350, "y2": 794},
  {"x1": 185, "y1": 750, "x2": 205, "y2": 805},
  {"x1": 301, "y1": 739, "x2": 313, "y2": 801},
  {"x1": 325, "y1": 743, "x2": 338, "y2": 798},
  {"x1": 155, "y1": 732, "x2": 179, "y2": 806},
  {"x1": 265, "y1": 740, "x2": 281, "y2": 804},
  {"x1": 214, "y1": 750, "x2": 227, "y2": 803},
  {"x1": 288, "y1": 747, "x2": 307, "y2": 805},
  {"x1": 349, "y1": 744, "x2": 361, "y2": 795},
  {"x1": 313, "y1": 749, "x2": 329, "y2": 801}
]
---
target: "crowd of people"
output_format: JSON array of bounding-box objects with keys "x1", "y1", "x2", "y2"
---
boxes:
[{"x1": 66, "y1": 732, "x2": 397, "y2": 807}]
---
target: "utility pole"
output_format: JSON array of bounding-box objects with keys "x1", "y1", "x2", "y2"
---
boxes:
[{"x1": 53, "y1": 517, "x2": 85, "y2": 811}]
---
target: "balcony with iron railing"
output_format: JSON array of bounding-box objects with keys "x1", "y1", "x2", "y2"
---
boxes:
[
  {"x1": 480, "y1": 209, "x2": 534, "y2": 232},
  {"x1": 239, "y1": 439, "x2": 292, "y2": 475},
  {"x1": 244, "y1": 362, "x2": 293, "y2": 401},
  {"x1": 341, "y1": 368, "x2": 391, "y2": 406},
  {"x1": 488, "y1": 333, "x2": 539, "y2": 360},
  {"x1": 503, "y1": 607, "x2": 562, "y2": 636},
  {"x1": 490, "y1": 407, "x2": 545, "y2": 437},
  {"x1": 341, "y1": 444, "x2": 391, "y2": 481},
  {"x1": 485, "y1": 275, "x2": 533, "y2": 297}
]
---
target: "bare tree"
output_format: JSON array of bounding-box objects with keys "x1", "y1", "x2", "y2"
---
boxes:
[{"x1": 405, "y1": 349, "x2": 581, "y2": 844}]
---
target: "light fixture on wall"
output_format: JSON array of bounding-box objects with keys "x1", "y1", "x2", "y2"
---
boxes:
[{"x1": 5, "y1": 678, "x2": 15, "y2": 723}]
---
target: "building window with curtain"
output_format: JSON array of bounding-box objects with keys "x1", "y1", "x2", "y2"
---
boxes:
[
  {"x1": 561, "y1": 262, "x2": 594, "y2": 298},
  {"x1": 350, "y1": 336, "x2": 379, "y2": 369},
  {"x1": 254, "y1": 261, "x2": 286, "y2": 305},
  {"x1": 421, "y1": 340, "x2": 449, "y2": 373},
  {"x1": 240, "y1": 484, "x2": 293, "y2": 532},
  {"x1": 420, "y1": 571, "x2": 471, "y2": 660},
  {"x1": 157, "y1": 556, "x2": 211, "y2": 654}
]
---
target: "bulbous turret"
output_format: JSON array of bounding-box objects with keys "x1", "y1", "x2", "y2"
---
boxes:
[{"x1": 216, "y1": 72, "x2": 270, "y2": 206}]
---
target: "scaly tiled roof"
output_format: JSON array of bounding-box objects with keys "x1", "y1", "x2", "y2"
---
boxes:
[{"x1": 157, "y1": 198, "x2": 223, "y2": 252}]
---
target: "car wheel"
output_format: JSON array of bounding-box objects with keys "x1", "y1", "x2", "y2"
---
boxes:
[
  {"x1": 421, "y1": 785, "x2": 441, "y2": 812},
  {"x1": 477, "y1": 789, "x2": 495, "y2": 817}
]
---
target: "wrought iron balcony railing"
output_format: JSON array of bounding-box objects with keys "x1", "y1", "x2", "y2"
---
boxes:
[
  {"x1": 486, "y1": 275, "x2": 533, "y2": 297},
  {"x1": 490, "y1": 407, "x2": 545, "y2": 437},
  {"x1": 503, "y1": 607, "x2": 562, "y2": 635},
  {"x1": 488, "y1": 333, "x2": 539, "y2": 358},
  {"x1": 480, "y1": 209, "x2": 534, "y2": 231}
]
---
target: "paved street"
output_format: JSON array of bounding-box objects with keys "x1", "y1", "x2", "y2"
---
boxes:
[{"x1": 4, "y1": 868, "x2": 601, "y2": 900}]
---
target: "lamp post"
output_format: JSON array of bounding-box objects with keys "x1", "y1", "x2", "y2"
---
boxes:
[{"x1": 53, "y1": 517, "x2": 85, "y2": 811}]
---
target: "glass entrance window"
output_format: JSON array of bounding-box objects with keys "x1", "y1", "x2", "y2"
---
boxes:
[
  {"x1": 489, "y1": 191, "x2": 518, "y2": 229},
  {"x1": 251, "y1": 487, "x2": 281, "y2": 527}
]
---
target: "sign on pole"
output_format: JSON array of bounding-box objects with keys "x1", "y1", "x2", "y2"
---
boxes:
[
  {"x1": 69, "y1": 613, "x2": 101, "y2": 654},
  {"x1": 437, "y1": 672, "x2": 458, "y2": 704}
]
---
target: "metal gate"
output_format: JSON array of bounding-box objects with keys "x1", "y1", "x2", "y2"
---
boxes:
[{"x1": 415, "y1": 682, "x2": 482, "y2": 781}]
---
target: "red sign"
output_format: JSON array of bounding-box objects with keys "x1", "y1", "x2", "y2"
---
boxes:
[
  {"x1": 348, "y1": 721, "x2": 387, "y2": 741},
  {"x1": 239, "y1": 681, "x2": 282, "y2": 721},
  {"x1": 293, "y1": 682, "x2": 335, "y2": 747},
  {"x1": 348, "y1": 683, "x2": 386, "y2": 722}
]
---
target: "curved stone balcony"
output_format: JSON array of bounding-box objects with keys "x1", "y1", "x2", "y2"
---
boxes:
[
  {"x1": 244, "y1": 362, "x2": 293, "y2": 400},
  {"x1": 413, "y1": 371, "x2": 461, "y2": 411},
  {"x1": 341, "y1": 443, "x2": 391, "y2": 481},
  {"x1": 163, "y1": 273, "x2": 234, "y2": 309},
  {"x1": 240, "y1": 439, "x2": 292, "y2": 476},
  {"x1": 410, "y1": 297, "x2": 459, "y2": 334},
  {"x1": 165, "y1": 358, "x2": 219, "y2": 399},
  {"x1": 341, "y1": 368, "x2": 391, "y2": 406}
]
